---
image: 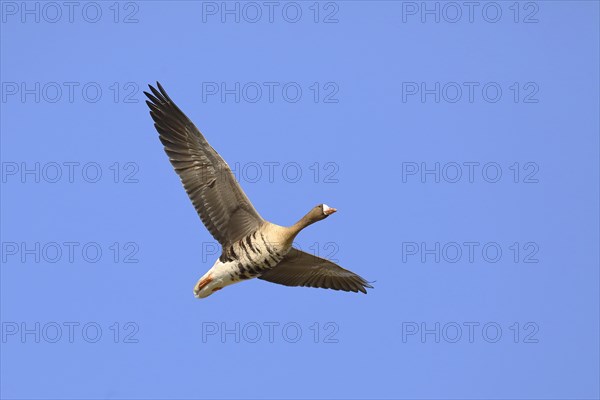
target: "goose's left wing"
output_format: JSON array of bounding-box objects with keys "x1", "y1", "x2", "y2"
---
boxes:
[
  {"x1": 144, "y1": 82, "x2": 264, "y2": 247},
  {"x1": 258, "y1": 248, "x2": 373, "y2": 294}
]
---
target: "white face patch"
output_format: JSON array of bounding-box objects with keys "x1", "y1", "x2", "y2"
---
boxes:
[{"x1": 323, "y1": 204, "x2": 332, "y2": 215}]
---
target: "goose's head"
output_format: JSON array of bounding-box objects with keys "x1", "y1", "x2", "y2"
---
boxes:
[
  {"x1": 307, "y1": 203, "x2": 337, "y2": 223},
  {"x1": 291, "y1": 204, "x2": 338, "y2": 235}
]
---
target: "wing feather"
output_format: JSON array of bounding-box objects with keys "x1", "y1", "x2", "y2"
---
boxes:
[
  {"x1": 145, "y1": 82, "x2": 263, "y2": 247},
  {"x1": 259, "y1": 248, "x2": 373, "y2": 294}
]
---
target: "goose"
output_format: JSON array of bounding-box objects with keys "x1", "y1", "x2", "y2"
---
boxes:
[{"x1": 144, "y1": 83, "x2": 373, "y2": 298}]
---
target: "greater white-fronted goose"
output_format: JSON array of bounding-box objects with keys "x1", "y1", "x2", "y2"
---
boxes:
[{"x1": 144, "y1": 83, "x2": 372, "y2": 298}]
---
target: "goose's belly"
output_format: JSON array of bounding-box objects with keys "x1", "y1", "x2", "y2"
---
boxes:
[
  {"x1": 224, "y1": 231, "x2": 288, "y2": 280},
  {"x1": 195, "y1": 230, "x2": 290, "y2": 298}
]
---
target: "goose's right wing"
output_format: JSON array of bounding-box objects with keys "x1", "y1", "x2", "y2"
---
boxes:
[
  {"x1": 259, "y1": 248, "x2": 373, "y2": 293},
  {"x1": 144, "y1": 82, "x2": 263, "y2": 247}
]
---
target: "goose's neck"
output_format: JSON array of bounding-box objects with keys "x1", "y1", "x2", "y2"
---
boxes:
[{"x1": 288, "y1": 213, "x2": 316, "y2": 237}]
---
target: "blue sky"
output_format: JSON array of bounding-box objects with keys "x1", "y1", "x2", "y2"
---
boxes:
[{"x1": 1, "y1": 1, "x2": 599, "y2": 399}]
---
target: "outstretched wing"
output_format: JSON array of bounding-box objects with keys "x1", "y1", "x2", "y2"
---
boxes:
[
  {"x1": 259, "y1": 248, "x2": 373, "y2": 294},
  {"x1": 145, "y1": 82, "x2": 264, "y2": 247}
]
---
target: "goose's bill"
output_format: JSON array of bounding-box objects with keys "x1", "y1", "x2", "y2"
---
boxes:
[{"x1": 323, "y1": 205, "x2": 337, "y2": 215}]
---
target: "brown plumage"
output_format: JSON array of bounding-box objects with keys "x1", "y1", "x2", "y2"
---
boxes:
[{"x1": 145, "y1": 82, "x2": 373, "y2": 297}]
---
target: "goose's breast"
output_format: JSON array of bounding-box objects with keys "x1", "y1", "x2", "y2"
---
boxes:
[{"x1": 222, "y1": 230, "x2": 289, "y2": 280}]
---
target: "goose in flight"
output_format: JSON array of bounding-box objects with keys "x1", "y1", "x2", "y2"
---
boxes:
[{"x1": 144, "y1": 83, "x2": 372, "y2": 298}]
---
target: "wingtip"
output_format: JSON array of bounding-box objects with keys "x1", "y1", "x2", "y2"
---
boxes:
[
  {"x1": 358, "y1": 279, "x2": 374, "y2": 293},
  {"x1": 157, "y1": 81, "x2": 174, "y2": 103},
  {"x1": 145, "y1": 86, "x2": 164, "y2": 105}
]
